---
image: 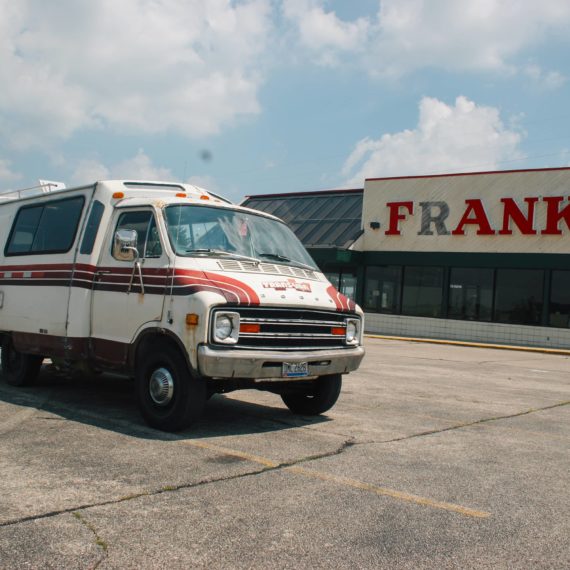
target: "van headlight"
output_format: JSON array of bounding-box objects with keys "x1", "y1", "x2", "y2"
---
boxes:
[
  {"x1": 213, "y1": 311, "x2": 240, "y2": 344},
  {"x1": 345, "y1": 318, "x2": 360, "y2": 346}
]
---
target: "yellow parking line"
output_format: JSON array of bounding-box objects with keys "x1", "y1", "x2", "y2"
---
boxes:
[
  {"x1": 182, "y1": 439, "x2": 280, "y2": 468},
  {"x1": 286, "y1": 466, "x2": 490, "y2": 519},
  {"x1": 180, "y1": 439, "x2": 490, "y2": 519}
]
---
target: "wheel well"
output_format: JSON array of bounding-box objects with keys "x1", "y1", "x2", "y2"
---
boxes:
[
  {"x1": 131, "y1": 330, "x2": 193, "y2": 375},
  {"x1": 0, "y1": 333, "x2": 11, "y2": 352}
]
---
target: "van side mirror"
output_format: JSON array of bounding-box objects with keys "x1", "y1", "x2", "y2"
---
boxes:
[{"x1": 113, "y1": 229, "x2": 139, "y2": 261}]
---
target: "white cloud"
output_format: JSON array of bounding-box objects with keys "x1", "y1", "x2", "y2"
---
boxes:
[
  {"x1": 0, "y1": 0, "x2": 271, "y2": 149},
  {"x1": 342, "y1": 96, "x2": 524, "y2": 184},
  {"x1": 186, "y1": 174, "x2": 219, "y2": 191},
  {"x1": 70, "y1": 159, "x2": 111, "y2": 187},
  {"x1": 70, "y1": 151, "x2": 234, "y2": 198},
  {"x1": 283, "y1": 0, "x2": 570, "y2": 77},
  {"x1": 523, "y1": 64, "x2": 566, "y2": 89},
  {"x1": 0, "y1": 158, "x2": 22, "y2": 186},
  {"x1": 373, "y1": 0, "x2": 570, "y2": 76},
  {"x1": 113, "y1": 150, "x2": 175, "y2": 182},
  {"x1": 283, "y1": 0, "x2": 369, "y2": 65},
  {"x1": 70, "y1": 150, "x2": 173, "y2": 186}
]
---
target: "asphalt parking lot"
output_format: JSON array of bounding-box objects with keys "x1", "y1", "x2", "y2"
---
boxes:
[{"x1": 1, "y1": 337, "x2": 569, "y2": 569}]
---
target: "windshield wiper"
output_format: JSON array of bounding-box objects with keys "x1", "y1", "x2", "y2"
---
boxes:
[
  {"x1": 185, "y1": 249, "x2": 316, "y2": 270},
  {"x1": 184, "y1": 248, "x2": 260, "y2": 264},
  {"x1": 257, "y1": 252, "x2": 316, "y2": 271}
]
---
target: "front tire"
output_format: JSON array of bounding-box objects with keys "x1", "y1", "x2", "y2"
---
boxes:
[
  {"x1": 135, "y1": 341, "x2": 206, "y2": 432},
  {"x1": 0, "y1": 337, "x2": 43, "y2": 387},
  {"x1": 281, "y1": 373, "x2": 342, "y2": 415}
]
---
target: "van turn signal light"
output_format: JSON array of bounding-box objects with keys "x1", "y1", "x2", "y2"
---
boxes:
[{"x1": 240, "y1": 323, "x2": 260, "y2": 334}]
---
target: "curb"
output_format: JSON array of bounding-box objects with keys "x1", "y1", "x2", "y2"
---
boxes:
[{"x1": 364, "y1": 334, "x2": 570, "y2": 356}]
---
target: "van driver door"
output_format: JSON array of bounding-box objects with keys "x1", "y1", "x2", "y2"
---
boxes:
[{"x1": 90, "y1": 208, "x2": 169, "y2": 367}]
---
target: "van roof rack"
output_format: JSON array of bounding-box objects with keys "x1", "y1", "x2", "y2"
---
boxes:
[{"x1": 0, "y1": 181, "x2": 67, "y2": 201}]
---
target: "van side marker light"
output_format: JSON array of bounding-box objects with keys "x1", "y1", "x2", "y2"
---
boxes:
[{"x1": 186, "y1": 313, "x2": 199, "y2": 326}]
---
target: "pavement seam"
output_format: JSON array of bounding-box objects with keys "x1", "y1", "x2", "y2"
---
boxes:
[
  {"x1": 71, "y1": 511, "x2": 108, "y2": 570},
  {"x1": 0, "y1": 431, "x2": 491, "y2": 524},
  {"x1": 0, "y1": 466, "x2": 270, "y2": 529},
  {"x1": 359, "y1": 400, "x2": 570, "y2": 446},
  {"x1": 0, "y1": 439, "x2": 355, "y2": 529},
  {"x1": 180, "y1": 435, "x2": 356, "y2": 470},
  {"x1": 179, "y1": 437, "x2": 490, "y2": 518}
]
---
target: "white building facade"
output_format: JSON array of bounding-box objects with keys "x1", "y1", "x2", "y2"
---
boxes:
[{"x1": 355, "y1": 167, "x2": 570, "y2": 349}]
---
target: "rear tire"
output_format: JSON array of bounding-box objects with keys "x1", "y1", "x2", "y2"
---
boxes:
[
  {"x1": 0, "y1": 337, "x2": 43, "y2": 387},
  {"x1": 135, "y1": 341, "x2": 206, "y2": 432},
  {"x1": 281, "y1": 373, "x2": 342, "y2": 415}
]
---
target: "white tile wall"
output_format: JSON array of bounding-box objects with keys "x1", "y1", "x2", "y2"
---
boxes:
[{"x1": 364, "y1": 312, "x2": 570, "y2": 349}]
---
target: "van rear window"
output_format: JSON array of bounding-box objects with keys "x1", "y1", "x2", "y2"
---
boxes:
[{"x1": 5, "y1": 196, "x2": 85, "y2": 256}]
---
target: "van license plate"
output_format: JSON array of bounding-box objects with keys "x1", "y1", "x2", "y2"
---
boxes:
[{"x1": 282, "y1": 362, "x2": 309, "y2": 378}]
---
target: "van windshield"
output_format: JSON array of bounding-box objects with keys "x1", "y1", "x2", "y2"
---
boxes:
[{"x1": 164, "y1": 205, "x2": 318, "y2": 270}]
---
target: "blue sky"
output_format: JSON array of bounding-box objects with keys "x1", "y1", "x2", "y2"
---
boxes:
[{"x1": 1, "y1": 0, "x2": 570, "y2": 202}]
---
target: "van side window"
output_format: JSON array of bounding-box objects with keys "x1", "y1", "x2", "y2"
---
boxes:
[
  {"x1": 114, "y1": 211, "x2": 162, "y2": 260},
  {"x1": 80, "y1": 200, "x2": 105, "y2": 255},
  {"x1": 5, "y1": 196, "x2": 85, "y2": 256}
]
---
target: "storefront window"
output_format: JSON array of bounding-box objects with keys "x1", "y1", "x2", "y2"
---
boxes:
[
  {"x1": 325, "y1": 270, "x2": 357, "y2": 301},
  {"x1": 494, "y1": 269, "x2": 543, "y2": 325},
  {"x1": 549, "y1": 270, "x2": 570, "y2": 328},
  {"x1": 402, "y1": 266, "x2": 443, "y2": 317},
  {"x1": 324, "y1": 272, "x2": 340, "y2": 290},
  {"x1": 448, "y1": 268, "x2": 493, "y2": 321},
  {"x1": 340, "y1": 272, "x2": 357, "y2": 301},
  {"x1": 364, "y1": 266, "x2": 402, "y2": 313}
]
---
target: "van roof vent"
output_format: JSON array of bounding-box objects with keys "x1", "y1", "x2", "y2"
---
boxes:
[{"x1": 123, "y1": 182, "x2": 187, "y2": 192}]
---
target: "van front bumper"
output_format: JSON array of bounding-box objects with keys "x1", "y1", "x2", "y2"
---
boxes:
[{"x1": 197, "y1": 345, "x2": 365, "y2": 380}]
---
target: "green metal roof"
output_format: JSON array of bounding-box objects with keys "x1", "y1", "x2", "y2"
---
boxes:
[{"x1": 241, "y1": 188, "x2": 363, "y2": 249}]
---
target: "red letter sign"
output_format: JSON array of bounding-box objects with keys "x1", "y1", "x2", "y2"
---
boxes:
[
  {"x1": 498, "y1": 197, "x2": 538, "y2": 235},
  {"x1": 385, "y1": 201, "x2": 414, "y2": 235},
  {"x1": 452, "y1": 199, "x2": 495, "y2": 235},
  {"x1": 542, "y1": 196, "x2": 570, "y2": 235}
]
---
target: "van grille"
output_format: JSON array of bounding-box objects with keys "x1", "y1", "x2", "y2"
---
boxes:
[{"x1": 211, "y1": 307, "x2": 358, "y2": 350}]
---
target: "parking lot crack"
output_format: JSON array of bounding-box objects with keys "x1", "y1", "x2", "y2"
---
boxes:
[
  {"x1": 368, "y1": 400, "x2": 570, "y2": 445},
  {"x1": 0, "y1": 465, "x2": 273, "y2": 529},
  {"x1": 277, "y1": 437, "x2": 356, "y2": 469},
  {"x1": 71, "y1": 511, "x2": 108, "y2": 570}
]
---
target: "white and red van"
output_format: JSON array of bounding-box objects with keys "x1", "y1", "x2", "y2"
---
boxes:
[{"x1": 0, "y1": 180, "x2": 364, "y2": 431}]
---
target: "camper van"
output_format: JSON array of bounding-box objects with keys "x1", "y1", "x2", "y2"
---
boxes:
[{"x1": 0, "y1": 181, "x2": 365, "y2": 431}]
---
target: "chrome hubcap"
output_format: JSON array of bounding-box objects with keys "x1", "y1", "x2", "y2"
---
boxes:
[{"x1": 149, "y1": 367, "x2": 174, "y2": 406}]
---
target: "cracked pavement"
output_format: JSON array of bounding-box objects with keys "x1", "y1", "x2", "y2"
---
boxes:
[{"x1": 1, "y1": 337, "x2": 569, "y2": 569}]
